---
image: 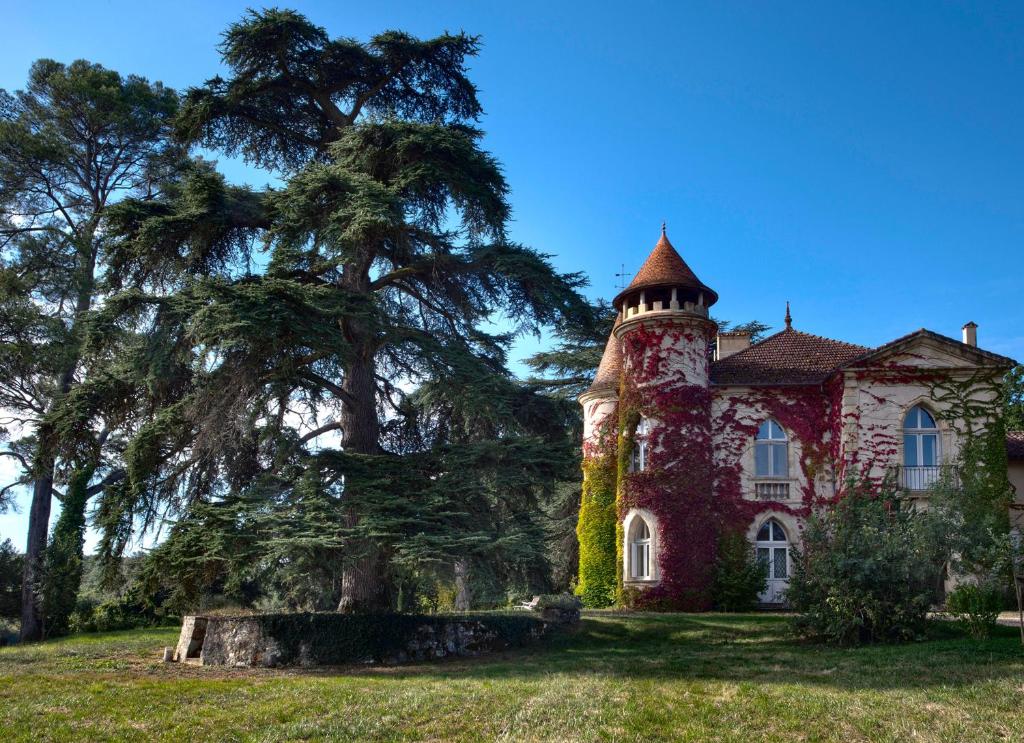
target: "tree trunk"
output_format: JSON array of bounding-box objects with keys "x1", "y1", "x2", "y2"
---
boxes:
[
  {"x1": 454, "y1": 559, "x2": 472, "y2": 611},
  {"x1": 41, "y1": 466, "x2": 93, "y2": 638},
  {"x1": 20, "y1": 238, "x2": 97, "y2": 641},
  {"x1": 336, "y1": 311, "x2": 391, "y2": 613},
  {"x1": 20, "y1": 458, "x2": 55, "y2": 642},
  {"x1": 1015, "y1": 571, "x2": 1023, "y2": 646}
]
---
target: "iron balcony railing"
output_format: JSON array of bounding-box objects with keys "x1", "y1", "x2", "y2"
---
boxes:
[{"x1": 890, "y1": 465, "x2": 959, "y2": 492}]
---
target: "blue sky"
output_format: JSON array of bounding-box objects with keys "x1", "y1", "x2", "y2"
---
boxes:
[{"x1": 2, "y1": 1, "x2": 1023, "y2": 549}]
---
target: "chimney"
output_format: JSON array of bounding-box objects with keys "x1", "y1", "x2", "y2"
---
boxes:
[
  {"x1": 961, "y1": 321, "x2": 977, "y2": 347},
  {"x1": 716, "y1": 331, "x2": 752, "y2": 360}
]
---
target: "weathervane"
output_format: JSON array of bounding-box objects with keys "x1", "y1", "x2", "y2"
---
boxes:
[{"x1": 615, "y1": 263, "x2": 631, "y2": 290}]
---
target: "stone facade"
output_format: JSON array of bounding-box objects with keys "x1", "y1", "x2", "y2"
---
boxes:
[{"x1": 578, "y1": 229, "x2": 1018, "y2": 608}]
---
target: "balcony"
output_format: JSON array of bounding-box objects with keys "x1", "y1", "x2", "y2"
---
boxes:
[
  {"x1": 754, "y1": 481, "x2": 791, "y2": 500},
  {"x1": 890, "y1": 465, "x2": 959, "y2": 492}
]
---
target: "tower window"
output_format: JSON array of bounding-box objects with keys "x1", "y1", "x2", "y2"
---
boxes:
[
  {"x1": 630, "y1": 417, "x2": 651, "y2": 472},
  {"x1": 755, "y1": 419, "x2": 789, "y2": 478},
  {"x1": 629, "y1": 518, "x2": 652, "y2": 579}
]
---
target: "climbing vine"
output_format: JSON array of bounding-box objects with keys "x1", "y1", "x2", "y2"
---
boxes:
[
  {"x1": 578, "y1": 321, "x2": 1015, "y2": 612},
  {"x1": 616, "y1": 322, "x2": 718, "y2": 610},
  {"x1": 575, "y1": 411, "x2": 619, "y2": 607}
]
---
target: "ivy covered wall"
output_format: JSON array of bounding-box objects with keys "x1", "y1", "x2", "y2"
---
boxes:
[
  {"x1": 577, "y1": 321, "x2": 1014, "y2": 611},
  {"x1": 575, "y1": 411, "x2": 618, "y2": 607}
]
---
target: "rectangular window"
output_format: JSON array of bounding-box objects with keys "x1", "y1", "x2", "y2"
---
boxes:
[
  {"x1": 632, "y1": 543, "x2": 649, "y2": 579},
  {"x1": 755, "y1": 443, "x2": 770, "y2": 476},
  {"x1": 903, "y1": 434, "x2": 918, "y2": 466},
  {"x1": 772, "y1": 444, "x2": 788, "y2": 477},
  {"x1": 773, "y1": 548, "x2": 788, "y2": 580},
  {"x1": 922, "y1": 434, "x2": 937, "y2": 466},
  {"x1": 756, "y1": 442, "x2": 787, "y2": 477}
]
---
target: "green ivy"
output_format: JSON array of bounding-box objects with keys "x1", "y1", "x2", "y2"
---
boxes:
[{"x1": 575, "y1": 421, "x2": 619, "y2": 608}]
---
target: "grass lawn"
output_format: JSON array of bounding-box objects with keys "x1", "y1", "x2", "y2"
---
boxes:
[{"x1": 1, "y1": 612, "x2": 1022, "y2": 742}]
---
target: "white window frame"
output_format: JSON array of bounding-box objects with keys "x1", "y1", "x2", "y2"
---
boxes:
[
  {"x1": 630, "y1": 520, "x2": 652, "y2": 579},
  {"x1": 630, "y1": 417, "x2": 650, "y2": 473},
  {"x1": 902, "y1": 405, "x2": 942, "y2": 490},
  {"x1": 754, "y1": 419, "x2": 789, "y2": 479},
  {"x1": 903, "y1": 405, "x2": 940, "y2": 467},
  {"x1": 755, "y1": 518, "x2": 790, "y2": 603},
  {"x1": 623, "y1": 509, "x2": 658, "y2": 583}
]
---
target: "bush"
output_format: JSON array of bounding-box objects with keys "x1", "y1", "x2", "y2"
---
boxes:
[
  {"x1": 712, "y1": 530, "x2": 767, "y2": 611},
  {"x1": 201, "y1": 612, "x2": 549, "y2": 666},
  {"x1": 787, "y1": 480, "x2": 943, "y2": 645},
  {"x1": 535, "y1": 593, "x2": 583, "y2": 611},
  {"x1": 0, "y1": 539, "x2": 22, "y2": 620},
  {"x1": 946, "y1": 583, "x2": 1003, "y2": 639},
  {"x1": 68, "y1": 593, "x2": 179, "y2": 634}
]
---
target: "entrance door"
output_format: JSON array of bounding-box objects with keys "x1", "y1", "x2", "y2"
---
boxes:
[{"x1": 756, "y1": 519, "x2": 789, "y2": 604}]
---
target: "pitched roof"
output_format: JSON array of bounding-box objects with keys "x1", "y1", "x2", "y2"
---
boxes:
[
  {"x1": 1008, "y1": 431, "x2": 1024, "y2": 461},
  {"x1": 613, "y1": 230, "x2": 717, "y2": 309},
  {"x1": 585, "y1": 317, "x2": 622, "y2": 396},
  {"x1": 710, "y1": 328, "x2": 870, "y2": 385},
  {"x1": 846, "y1": 328, "x2": 1017, "y2": 369}
]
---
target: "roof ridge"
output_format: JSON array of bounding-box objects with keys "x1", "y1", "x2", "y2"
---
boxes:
[
  {"x1": 786, "y1": 327, "x2": 872, "y2": 350},
  {"x1": 843, "y1": 327, "x2": 1017, "y2": 368},
  {"x1": 716, "y1": 326, "x2": 869, "y2": 365}
]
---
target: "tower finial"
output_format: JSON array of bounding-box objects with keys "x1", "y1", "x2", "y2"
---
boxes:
[
  {"x1": 784, "y1": 301, "x2": 792, "y2": 330},
  {"x1": 661, "y1": 220, "x2": 666, "y2": 236}
]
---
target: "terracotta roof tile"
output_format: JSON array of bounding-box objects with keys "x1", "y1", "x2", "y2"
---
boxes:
[
  {"x1": 613, "y1": 230, "x2": 717, "y2": 309},
  {"x1": 1008, "y1": 431, "x2": 1024, "y2": 461},
  {"x1": 711, "y1": 328, "x2": 870, "y2": 386},
  {"x1": 585, "y1": 316, "x2": 622, "y2": 395}
]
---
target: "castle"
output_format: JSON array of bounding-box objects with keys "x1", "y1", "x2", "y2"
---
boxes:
[{"x1": 576, "y1": 228, "x2": 1023, "y2": 609}]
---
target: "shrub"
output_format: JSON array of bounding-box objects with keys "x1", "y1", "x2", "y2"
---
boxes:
[
  {"x1": 712, "y1": 530, "x2": 767, "y2": 611},
  {"x1": 535, "y1": 593, "x2": 583, "y2": 611},
  {"x1": 0, "y1": 540, "x2": 21, "y2": 620},
  {"x1": 787, "y1": 479, "x2": 943, "y2": 644},
  {"x1": 202, "y1": 612, "x2": 548, "y2": 666},
  {"x1": 946, "y1": 583, "x2": 1003, "y2": 639}
]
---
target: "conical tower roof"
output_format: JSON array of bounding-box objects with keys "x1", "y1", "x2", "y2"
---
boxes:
[
  {"x1": 613, "y1": 228, "x2": 718, "y2": 309},
  {"x1": 584, "y1": 315, "x2": 622, "y2": 396}
]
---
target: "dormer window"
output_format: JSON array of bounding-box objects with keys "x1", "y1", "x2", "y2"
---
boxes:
[
  {"x1": 630, "y1": 417, "x2": 650, "y2": 472},
  {"x1": 755, "y1": 420, "x2": 788, "y2": 478}
]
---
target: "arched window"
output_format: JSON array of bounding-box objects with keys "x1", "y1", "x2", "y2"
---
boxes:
[
  {"x1": 630, "y1": 417, "x2": 650, "y2": 473},
  {"x1": 755, "y1": 420, "x2": 788, "y2": 478},
  {"x1": 755, "y1": 519, "x2": 789, "y2": 604},
  {"x1": 903, "y1": 405, "x2": 940, "y2": 490},
  {"x1": 629, "y1": 518, "x2": 652, "y2": 579}
]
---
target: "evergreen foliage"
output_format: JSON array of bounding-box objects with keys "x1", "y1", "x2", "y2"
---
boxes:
[
  {"x1": 0, "y1": 59, "x2": 180, "y2": 639},
  {"x1": 0, "y1": 540, "x2": 21, "y2": 620},
  {"x1": 70, "y1": 10, "x2": 591, "y2": 614},
  {"x1": 712, "y1": 529, "x2": 768, "y2": 611}
]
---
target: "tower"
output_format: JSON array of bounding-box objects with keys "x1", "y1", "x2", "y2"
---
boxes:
[{"x1": 578, "y1": 226, "x2": 719, "y2": 610}]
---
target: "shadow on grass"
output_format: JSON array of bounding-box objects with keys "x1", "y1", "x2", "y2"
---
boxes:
[
  {"x1": 5, "y1": 613, "x2": 1021, "y2": 694},
  {"x1": 309, "y1": 612, "x2": 1024, "y2": 692}
]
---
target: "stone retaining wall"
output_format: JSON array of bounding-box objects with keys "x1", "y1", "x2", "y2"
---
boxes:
[{"x1": 174, "y1": 611, "x2": 569, "y2": 668}]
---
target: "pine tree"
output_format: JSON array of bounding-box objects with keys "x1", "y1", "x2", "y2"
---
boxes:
[
  {"x1": 89, "y1": 10, "x2": 589, "y2": 612},
  {"x1": 0, "y1": 60, "x2": 179, "y2": 639}
]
